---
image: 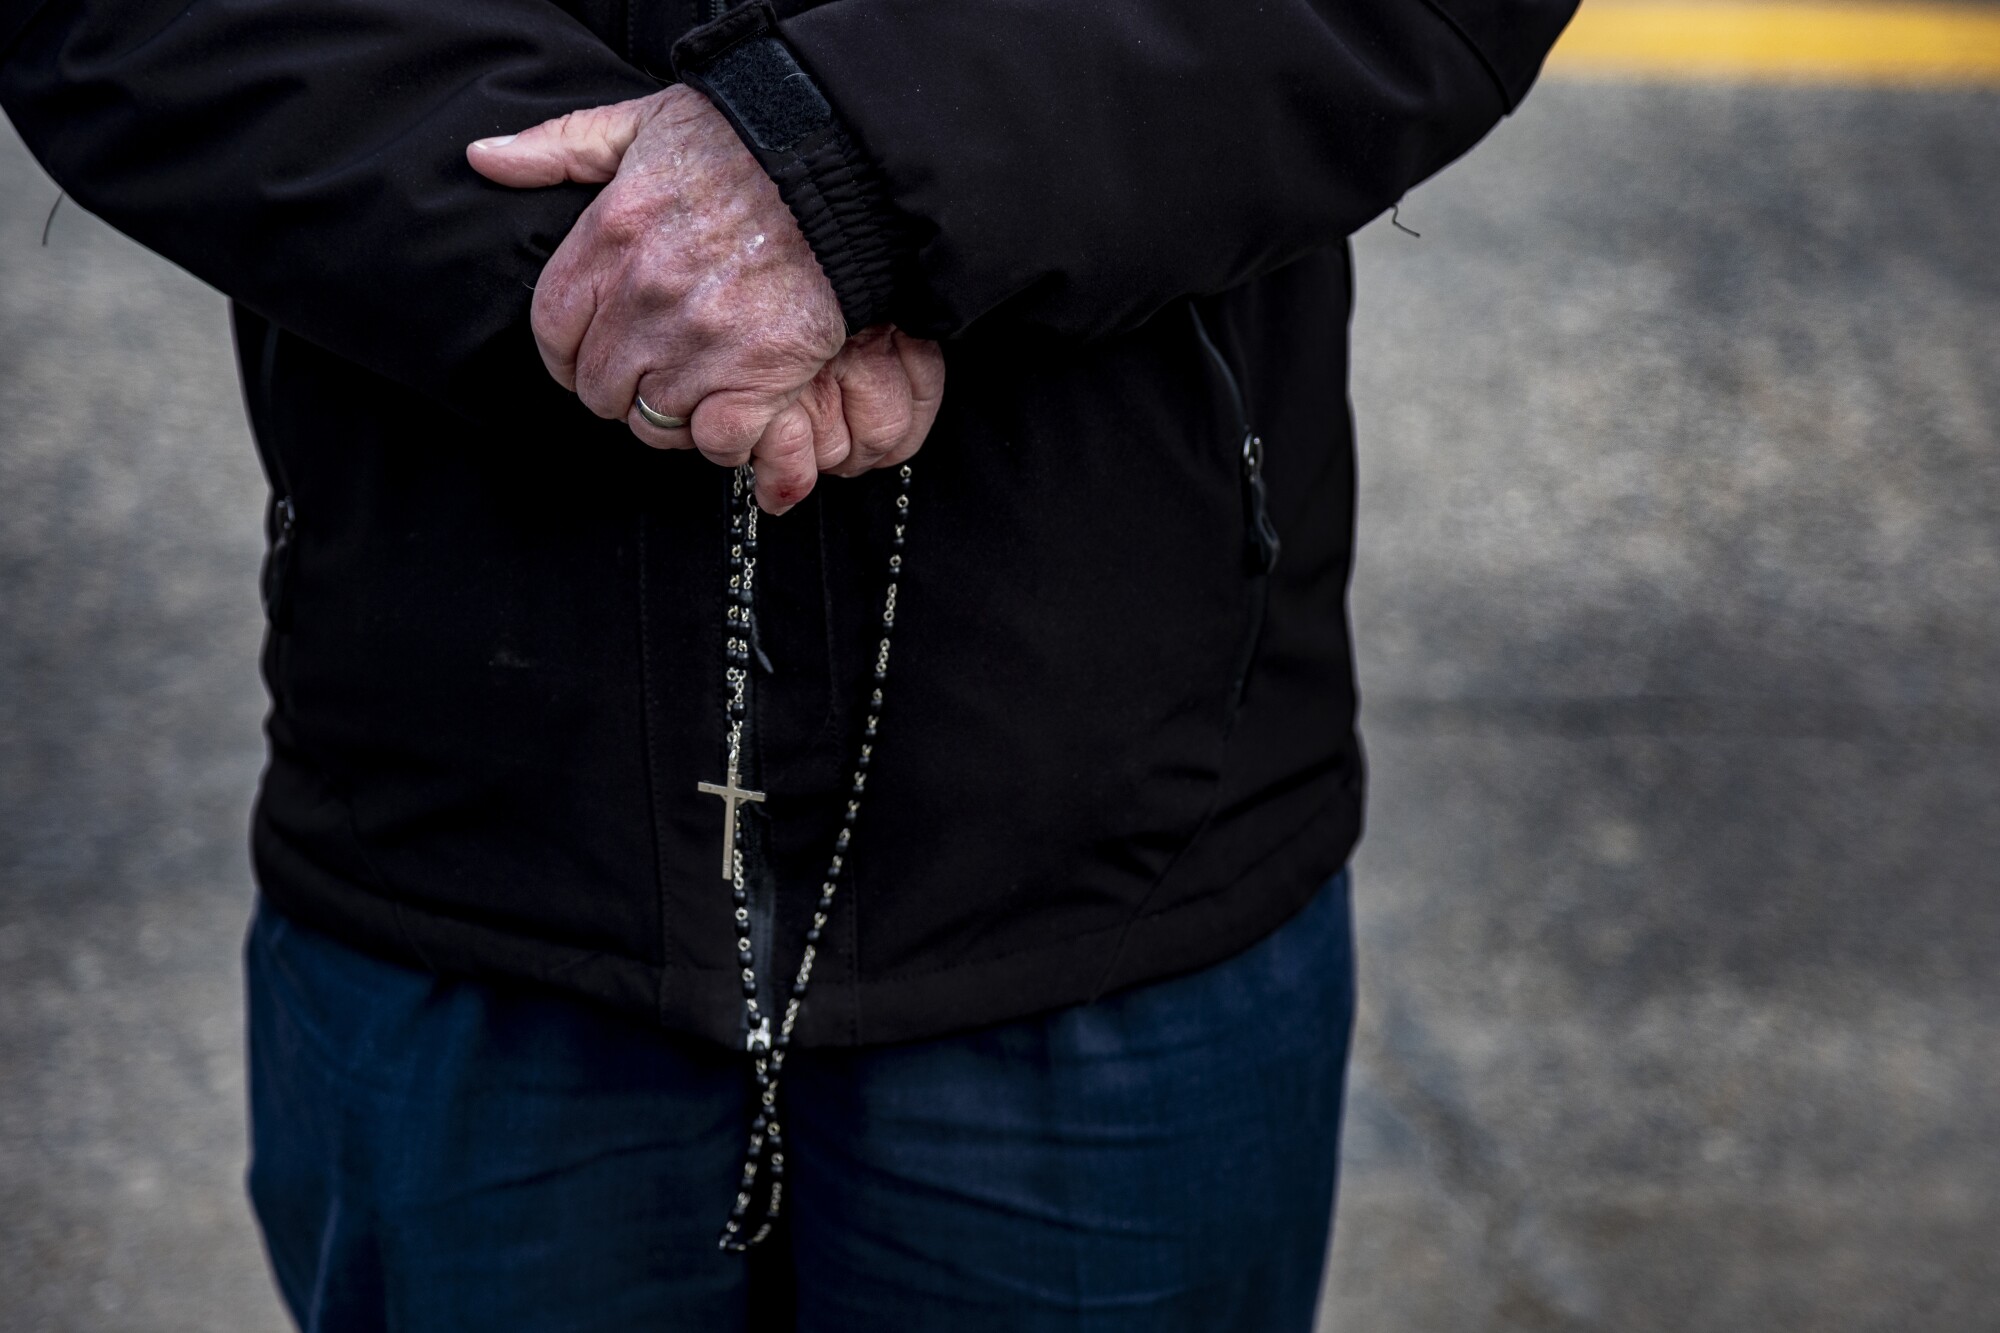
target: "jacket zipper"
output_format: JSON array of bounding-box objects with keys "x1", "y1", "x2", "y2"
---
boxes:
[
  {"x1": 265, "y1": 496, "x2": 298, "y2": 630},
  {"x1": 1189, "y1": 302, "x2": 1278, "y2": 708},
  {"x1": 741, "y1": 676, "x2": 778, "y2": 1049},
  {"x1": 1239, "y1": 432, "x2": 1280, "y2": 576},
  {"x1": 255, "y1": 321, "x2": 301, "y2": 638},
  {"x1": 1188, "y1": 303, "x2": 1280, "y2": 575}
]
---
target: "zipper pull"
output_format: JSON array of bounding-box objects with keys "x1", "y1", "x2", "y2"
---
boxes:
[
  {"x1": 264, "y1": 495, "x2": 298, "y2": 629},
  {"x1": 1241, "y1": 433, "x2": 1281, "y2": 575}
]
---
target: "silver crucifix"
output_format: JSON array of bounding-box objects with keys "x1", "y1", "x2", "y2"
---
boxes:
[{"x1": 697, "y1": 748, "x2": 766, "y2": 880}]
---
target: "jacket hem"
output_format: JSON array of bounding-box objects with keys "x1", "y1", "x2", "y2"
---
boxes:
[
  {"x1": 823, "y1": 791, "x2": 1361, "y2": 1046},
  {"x1": 253, "y1": 782, "x2": 1360, "y2": 1051}
]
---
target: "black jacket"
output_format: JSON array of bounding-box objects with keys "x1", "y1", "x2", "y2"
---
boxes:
[{"x1": 2, "y1": 0, "x2": 1573, "y2": 1046}]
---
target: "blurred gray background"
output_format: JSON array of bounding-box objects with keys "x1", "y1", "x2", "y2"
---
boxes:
[{"x1": 2, "y1": 74, "x2": 1996, "y2": 1333}]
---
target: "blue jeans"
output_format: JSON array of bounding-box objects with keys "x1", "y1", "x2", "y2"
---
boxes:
[{"x1": 245, "y1": 870, "x2": 1354, "y2": 1332}]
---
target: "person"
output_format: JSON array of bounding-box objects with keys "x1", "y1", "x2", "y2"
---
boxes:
[{"x1": 1, "y1": 0, "x2": 1574, "y2": 1326}]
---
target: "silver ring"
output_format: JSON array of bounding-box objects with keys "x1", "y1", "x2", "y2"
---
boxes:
[{"x1": 634, "y1": 394, "x2": 687, "y2": 431}]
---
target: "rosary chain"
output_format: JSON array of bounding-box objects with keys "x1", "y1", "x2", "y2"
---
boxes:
[{"x1": 718, "y1": 462, "x2": 913, "y2": 1253}]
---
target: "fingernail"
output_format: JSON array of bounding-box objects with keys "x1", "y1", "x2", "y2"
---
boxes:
[{"x1": 472, "y1": 135, "x2": 517, "y2": 150}]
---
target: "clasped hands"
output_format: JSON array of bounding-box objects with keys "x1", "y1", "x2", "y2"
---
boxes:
[{"x1": 469, "y1": 84, "x2": 942, "y2": 514}]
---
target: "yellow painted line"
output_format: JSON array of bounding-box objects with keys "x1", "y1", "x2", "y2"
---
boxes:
[{"x1": 1545, "y1": 3, "x2": 2000, "y2": 85}]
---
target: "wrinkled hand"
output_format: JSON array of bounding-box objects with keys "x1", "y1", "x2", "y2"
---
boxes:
[{"x1": 469, "y1": 85, "x2": 943, "y2": 512}]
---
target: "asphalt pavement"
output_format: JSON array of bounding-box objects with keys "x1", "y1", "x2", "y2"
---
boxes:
[
  {"x1": 2, "y1": 72, "x2": 1996, "y2": 1333},
  {"x1": 1331, "y1": 80, "x2": 1999, "y2": 1331}
]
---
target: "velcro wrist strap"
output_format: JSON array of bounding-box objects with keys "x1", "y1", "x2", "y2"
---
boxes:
[{"x1": 673, "y1": 3, "x2": 905, "y2": 332}]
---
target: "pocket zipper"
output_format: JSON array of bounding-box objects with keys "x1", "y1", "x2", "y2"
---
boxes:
[
  {"x1": 1189, "y1": 303, "x2": 1281, "y2": 575},
  {"x1": 264, "y1": 494, "x2": 298, "y2": 630},
  {"x1": 256, "y1": 320, "x2": 301, "y2": 632},
  {"x1": 1240, "y1": 431, "x2": 1280, "y2": 577}
]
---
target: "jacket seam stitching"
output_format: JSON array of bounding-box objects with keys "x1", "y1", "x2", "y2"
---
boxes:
[
  {"x1": 0, "y1": 0, "x2": 54, "y2": 60},
  {"x1": 1414, "y1": 0, "x2": 1517, "y2": 112}
]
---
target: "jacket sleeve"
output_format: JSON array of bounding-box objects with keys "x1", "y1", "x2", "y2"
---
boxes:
[
  {"x1": 672, "y1": 0, "x2": 1578, "y2": 341},
  {"x1": 0, "y1": 0, "x2": 663, "y2": 420}
]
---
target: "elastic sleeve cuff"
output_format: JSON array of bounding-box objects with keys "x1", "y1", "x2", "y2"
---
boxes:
[{"x1": 672, "y1": 2, "x2": 906, "y2": 332}]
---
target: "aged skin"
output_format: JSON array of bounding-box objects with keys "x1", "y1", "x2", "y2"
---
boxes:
[{"x1": 469, "y1": 84, "x2": 944, "y2": 514}]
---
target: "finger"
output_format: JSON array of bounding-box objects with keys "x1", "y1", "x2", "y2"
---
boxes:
[
  {"x1": 749, "y1": 400, "x2": 819, "y2": 515},
  {"x1": 626, "y1": 371, "x2": 699, "y2": 450},
  {"x1": 800, "y1": 366, "x2": 852, "y2": 474},
  {"x1": 690, "y1": 388, "x2": 786, "y2": 472},
  {"x1": 527, "y1": 228, "x2": 599, "y2": 392},
  {"x1": 467, "y1": 92, "x2": 669, "y2": 188},
  {"x1": 826, "y1": 328, "x2": 915, "y2": 479},
  {"x1": 885, "y1": 331, "x2": 947, "y2": 465},
  {"x1": 570, "y1": 308, "x2": 661, "y2": 421}
]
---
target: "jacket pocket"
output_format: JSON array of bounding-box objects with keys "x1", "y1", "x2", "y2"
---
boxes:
[{"x1": 1189, "y1": 301, "x2": 1278, "y2": 712}]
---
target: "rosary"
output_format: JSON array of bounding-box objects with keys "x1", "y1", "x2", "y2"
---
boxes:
[{"x1": 699, "y1": 460, "x2": 911, "y2": 1252}]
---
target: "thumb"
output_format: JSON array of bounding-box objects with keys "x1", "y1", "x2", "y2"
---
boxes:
[{"x1": 467, "y1": 91, "x2": 670, "y2": 188}]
